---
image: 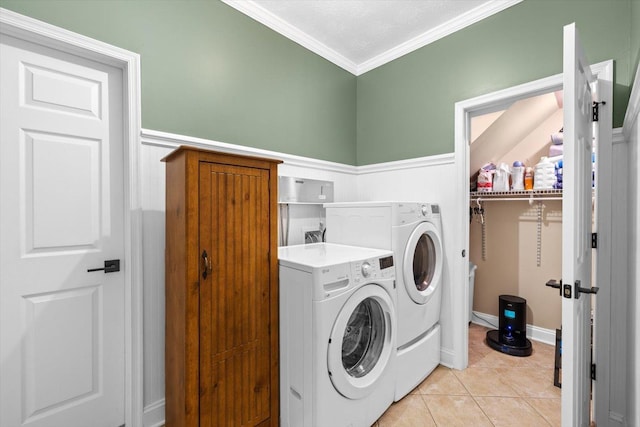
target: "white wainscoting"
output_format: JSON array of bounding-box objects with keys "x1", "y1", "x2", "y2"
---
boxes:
[
  {"x1": 139, "y1": 129, "x2": 461, "y2": 424},
  {"x1": 139, "y1": 129, "x2": 361, "y2": 426},
  {"x1": 622, "y1": 67, "x2": 640, "y2": 426},
  {"x1": 607, "y1": 129, "x2": 630, "y2": 426},
  {"x1": 355, "y1": 154, "x2": 461, "y2": 367},
  {"x1": 139, "y1": 126, "x2": 632, "y2": 425},
  {"x1": 139, "y1": 142, "x2": 170, "y2": 426}
]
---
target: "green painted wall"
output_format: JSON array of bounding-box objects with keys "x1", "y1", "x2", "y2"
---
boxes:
[
  {"x1": 357, "y1": 0, "x2": 633, "y2": 165},
  {"x1": 0, "y1": 0, "x2": 357, "y2": 164},
  {"x1": 1, "y1": 1, "x2": 635, "y2": 166}
]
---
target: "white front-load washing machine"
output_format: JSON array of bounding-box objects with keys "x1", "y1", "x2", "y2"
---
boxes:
[
  {"x1": 324, "y1": 202, "x2": 444, "y2": 401},
  {"x1": 279, "y1": 243, "x2": 396, "y2": 427}
]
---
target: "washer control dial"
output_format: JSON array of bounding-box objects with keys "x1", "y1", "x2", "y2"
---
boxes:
[
  {"x1": 361, "y1": 262, "x2": 372, "y2": 278},
  {"x1": 421, "y1": 204, "x2": 429, "y2": 216}
]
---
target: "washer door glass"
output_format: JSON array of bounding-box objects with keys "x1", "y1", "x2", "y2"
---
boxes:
[
  {"x1": 413, "y1": 233, "x2": 436, "y2": 291},
  {"x1": 327, "y1": 284, "x2": 395, "y2": 400},
  {"x1": 342, "y1": 298, "x2": 385, "y2": 378}
]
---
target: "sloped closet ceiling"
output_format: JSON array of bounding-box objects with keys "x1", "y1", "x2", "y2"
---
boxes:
[{"x1": 470, "y1": 92, "x2": 564, "y2": 175}]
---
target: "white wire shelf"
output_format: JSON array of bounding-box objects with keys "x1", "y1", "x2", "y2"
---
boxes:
[{"x1": 470, "y1": 189, "x2": 563, "y2": 202}]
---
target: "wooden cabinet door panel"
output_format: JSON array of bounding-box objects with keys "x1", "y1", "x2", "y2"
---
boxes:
[{"x1": 199, "y1": 162, "x2": 272, "y2": 426}]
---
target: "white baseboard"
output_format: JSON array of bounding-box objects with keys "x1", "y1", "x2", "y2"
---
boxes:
[
  {"x1": 439, "y1": 347, "x2": 455, "y2": 369},
  {"x1": 143, "y1": 399, "x2": 165, "y2": 427},
  {"x1": 471, "y1": 311, "x2": 556, "y2": 346}
]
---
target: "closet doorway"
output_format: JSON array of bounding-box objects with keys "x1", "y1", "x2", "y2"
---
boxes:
[
  {"x1": 453, "y1": 59, "x2": 614, "y2": 426},
  {"x1": 469, "y1": 89, "x2": 564, "y2": 339}
]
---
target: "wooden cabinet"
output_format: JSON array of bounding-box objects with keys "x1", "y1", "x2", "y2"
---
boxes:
[{"x1": 163, "y1": 146, "x2": 281, "y2": 427}]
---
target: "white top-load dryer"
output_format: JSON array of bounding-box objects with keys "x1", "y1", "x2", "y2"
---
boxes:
[
  {"x1": 324, "y1": 202, "x2": 444, "y2": 401},
  {"x1": 279, "y1": 243, "x2": 396, "y2": 427}
]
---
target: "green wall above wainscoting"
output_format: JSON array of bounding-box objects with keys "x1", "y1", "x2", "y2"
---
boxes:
[
  {"x1": 356, "y1": 0, "x2": 634, "y2": 165},
  {"x1": 0, "y1": 0, "x2": 357, "y2": 164},
  {"x1": 1, "y1": 0, "x2": 636, "y2": 166}
]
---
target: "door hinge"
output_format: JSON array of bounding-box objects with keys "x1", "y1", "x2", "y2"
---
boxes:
[
  {"x1": 591, "y1": 232, "x2": 597, "y2": 249},
  {"x1": 591, "y1": 363, "x2": 596, "y2": 380},
  {"x1": 593, "y1": 101, "x2": 606, "y2": 122}
]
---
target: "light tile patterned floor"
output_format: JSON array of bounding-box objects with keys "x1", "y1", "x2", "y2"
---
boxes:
[{"x1": 374, "y1": 324, "x2": 561, "y2": 427}]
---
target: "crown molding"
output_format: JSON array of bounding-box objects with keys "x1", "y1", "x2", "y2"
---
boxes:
[
  {"x1": 221, "y1": 0, "x2": 521, "y2": 76},
  {"x1": 357, "y1": 0, "x2": 522, "y2": 75},
  {"x1": 220, "y1": 0, "x2": 358, "y2": 74}
]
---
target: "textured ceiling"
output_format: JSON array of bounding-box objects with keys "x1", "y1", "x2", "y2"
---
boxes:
[{"x1": 223, "y1": 0, "x2": 521, "y2": 74}]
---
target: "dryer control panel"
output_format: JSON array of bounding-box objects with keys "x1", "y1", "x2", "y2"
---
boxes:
[{"x1": 398, "y1": 203, "x2": 441, "y2": 224}]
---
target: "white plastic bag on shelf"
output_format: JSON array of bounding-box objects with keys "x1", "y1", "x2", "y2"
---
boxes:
[
  {"x1": 493, "y1": 162, "x2": 511, "y2": 192},
  {"x1": 477, "y1": 162, "x2": 496, "y2": 192},
  {"x1": 533, "y1": 157, "x2": 557, "y2": 190}
]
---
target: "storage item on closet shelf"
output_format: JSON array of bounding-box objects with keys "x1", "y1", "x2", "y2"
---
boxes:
[
  {"x1": 477, "y1": 162, "x2": 496, "y2": 192},
  {"x1": 547, "y1": 155, "x2": 562, "y2": 164},
  {"x1": 493, "y1": 162, "x2": 511, "y2": 192},
  {"x1": 533, "y1": 157, "x2": 557, "y2": 190},
  {"x1": 551, "y1": 131, "x2": 564, "y2": 145},
  {"x1": 553, "y1": 159, "x2": 563, "y2": 190},
  {"x1": 511, "y1": 161, "x2": 525, "y2": 190},
  {"x1": 554, "y1": 159, "x2": 563, "y2": 189},
  {"x1": 524, "y1": 167, "x2": 534, "y2": 190},
  {"x1": 549, "y1": 143, "x2": 564, "y2": 157}
]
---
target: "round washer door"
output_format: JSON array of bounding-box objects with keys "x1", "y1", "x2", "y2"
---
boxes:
[
  {"x1": 327, "y1": 284, "x2": 395, "y2": 400},
  {"x1": 402, "y1": 221, "x2": 443, "y2": 304}
]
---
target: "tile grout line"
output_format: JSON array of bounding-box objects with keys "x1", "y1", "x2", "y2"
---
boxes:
[
  {"x1": 448, "y1": 369, "x2": 496, "y2": 426},
  {"x1": 523, "y1": 396, "x2": 558, "y2": 427},
  {"x1": 468, "y1": 394, "x2": 497, "y2": 427},
  {"x1": 416, "y1": 394, "x2": 438, "y2": 426}
]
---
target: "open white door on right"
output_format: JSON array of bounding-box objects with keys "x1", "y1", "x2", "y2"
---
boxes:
[{"x1": 562, "y1": 22, "x2": 599, "y2": 427}]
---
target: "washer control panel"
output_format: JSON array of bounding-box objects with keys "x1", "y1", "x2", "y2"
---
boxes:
[{"x1": 353, "y1": 255, "x2": 395, "y2": 283}]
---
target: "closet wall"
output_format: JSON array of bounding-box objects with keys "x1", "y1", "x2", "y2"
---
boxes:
[
  {"x1": 469, "y1": 201, "x2": 562, "y2": 330},
  {"x1": 469, "y1": 92, "x2": 564, "y2": 332}
]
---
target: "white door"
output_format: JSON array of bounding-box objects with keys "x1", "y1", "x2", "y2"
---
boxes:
[
  {"x1": 562, "y1": 22, "x2": 596, "y2": 427},
  {"x1": 0, "y1": 34, "x2": 125, "y2": 427}
]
